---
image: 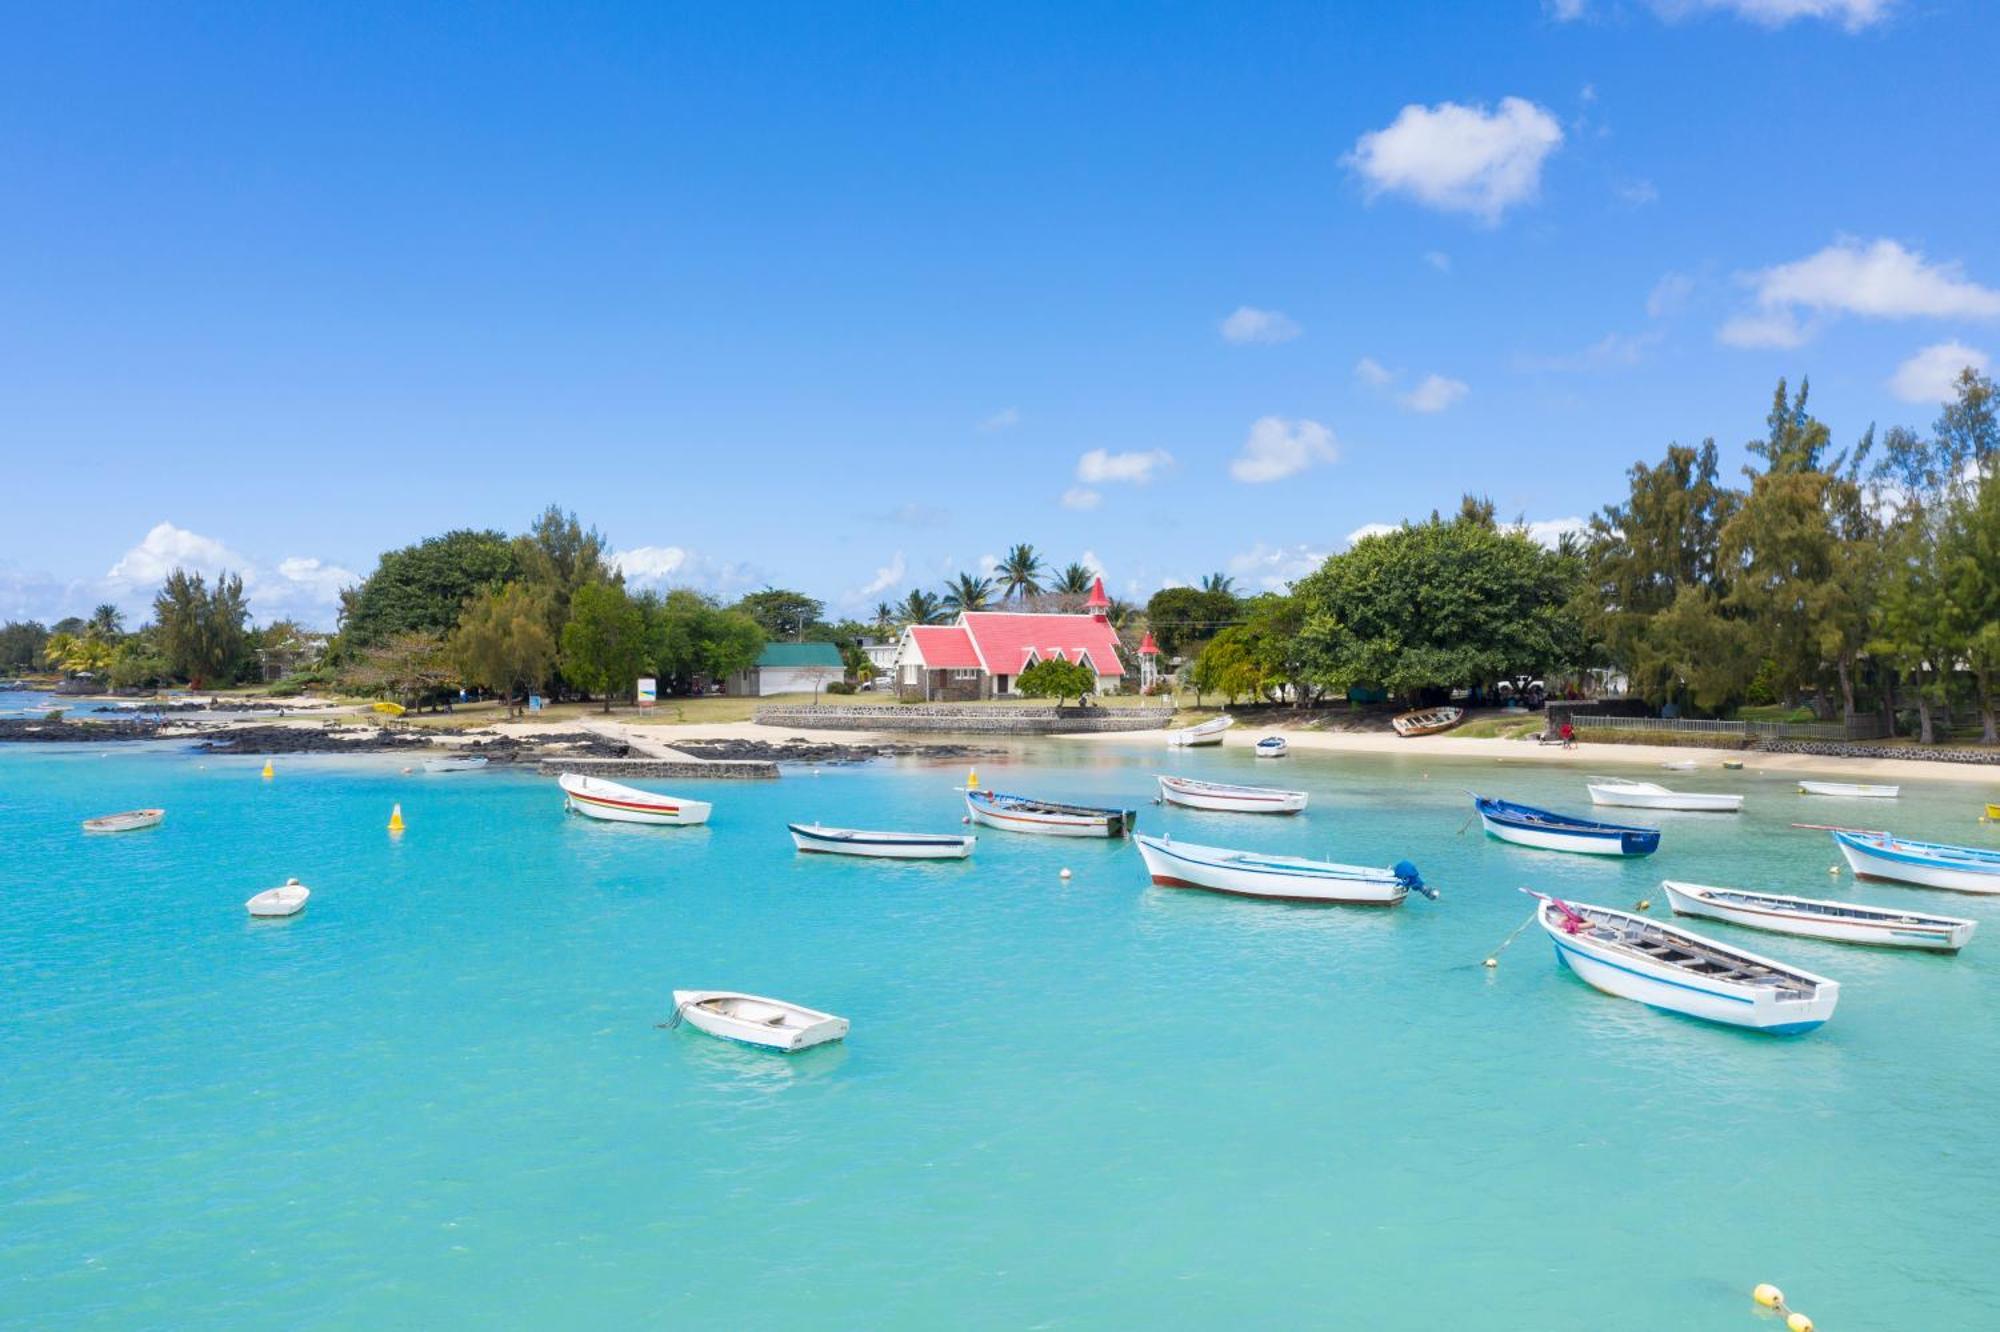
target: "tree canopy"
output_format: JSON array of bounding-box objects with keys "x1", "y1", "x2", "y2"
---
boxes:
[
  {"x1": 561, "y1": 580, "x2": 650, "y2": 711},
  {"x1": 341, "y1": 529, "x2": 519, "y2": 646}
]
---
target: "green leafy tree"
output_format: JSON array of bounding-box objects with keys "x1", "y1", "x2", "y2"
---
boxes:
[
  {"x1": 107, "y1": 634, "x2": 172, "y2": 691},
  {"x1": 897, "y1": 588, "x2": 943, "y2": 626},
  {"x1": 513, "y1": 505, "x2": 615, "y2": 651},
  {"x1": 1940, "y1": 465, "x2": 2000, "y2": 741},
  {"x1": 1191, "y1": 628, "x2": 1268, "y2": 704},
  {"x1": 451, "y1": 583, "x2": 555, "y2": 716},
  {"x1": 1143, "y1": 585, "x2": 1242, "y2": 657},
  {"x1": 0, "y1": 621, "x2": 50, "y2": 673},
  {"x1": 561, "y1": 580, "x2": 651, "y2": 712},
  {"x1": 347, "y1": 630, "x2": 457, "y2": 710},
  {"x1": 1014, "y1": 657, "x2": 1096, "y2": 705},
  {"x1": 342, "y1": 529, "x2": 520, "y2": 646},
  {"x1": 153, "y1": 568, "x2": 250, "y2": 687},
  {"x1": 997, "y1": 543, "x2": 1046, "y2": 600},
  {"x1": 733, "y1": 587, "x2": 824, "y2": 640},
  {"x1": 941, "y1": 573, "x2": 995, "y2": 615},
  {"x1": 644, "y1": 590, "x2": 765, "y2": 693}
]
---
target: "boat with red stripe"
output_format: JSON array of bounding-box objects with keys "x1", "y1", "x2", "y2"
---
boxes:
[
  {"x1": 559, "y1": 771, "x2": 712, "y2": 826},
  {"x1": 1156, "y1": 774, "x2": 1307, "y2": 814}
]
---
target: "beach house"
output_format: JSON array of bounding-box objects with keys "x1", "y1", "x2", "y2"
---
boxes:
[
  {"x1": 894, "y1": 578, "x2": 1128, "y2": 701},
  {"x1": 727, "y1": 641, "x2": 846, "y2": 696}
]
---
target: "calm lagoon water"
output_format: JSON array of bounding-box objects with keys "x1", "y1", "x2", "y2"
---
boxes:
[{"x1": 4, "y1": 739, "x2": 1998, "y2": 1328}]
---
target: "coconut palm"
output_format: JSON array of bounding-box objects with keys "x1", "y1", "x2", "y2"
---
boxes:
[
  {"x1": 42, "y1": 632, "x2": 77, "y2": 673},
  {"x1": 997, "y1": 543, "x2": 1046, "y2": 600},
  {"x1": 941, "y1": 573, "x2": 994, "y2": 615},
  {"x1": 873, "y1": 601, "x2": 897, "y2": 634},
  {"x1": 898, "y1": 589, "x2": 944, "y2": 625},
  {"x1": 1198, "y1": 572, "x2": 1236, "y2": 595},
  {"x1": 89, "y1": 604, "x2": 125, "y2": 638},
  {"x1": 1051, "y1": 562, "x2": 1095, "y2": 608}
]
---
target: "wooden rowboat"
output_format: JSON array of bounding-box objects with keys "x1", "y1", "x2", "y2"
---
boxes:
[
  {"x1": 788, "y1": 823, "x2": 974, "y2": 859},
  {"x1": 1586, "y1": 779, "x2": 1742, "y2": 813},
  {"x1": 424, "y1": 755, "x2": 489, "y2": 773},
  {"x1": 1799, "y1": 780, "x2": 1899, "y2": 798},
  {"x1": 1134, "y1": 834, "x2": 1430, "y2": 905},
  {"x1": 1166, "y1": 715, "x2": 1234, "y2": 747},
  {"x1": 669, "y1": 990, "x2": 848, "y2": 1052},
  {"x1": 82, "y1": 808, "x2": 165, "y2": 834},
  {"x1": 559, "y1": 772, "x2": 712, "y2": 826},
  {"x1": 1254, "y1": 736, "x2": 1288, "y2": 758},
  {"x1": 1661, "y1": 879, "x2": 1975, "y2": 951},
  {"x1": 1474, "y1": 795, "x2": 1659, "y2": 857},
  {"x1": 1156, "y1": 775, "x2": 1307, "y2": 815},
  {"x1": 246, "y1": 878, "x2": 311, "y2": 917},
  {"x1": 1391, "y1": 706, "x2": 1464, "y2": 738},
  {"x1": 1832, "y1": 830, "x2": 2000, "y2": 895},
  {"x1": 965, "y1": 789, "x2": 1135, "y2": 838},
  {"x1": 1529, "y1": 891, "x2": 1838, "y2": 1033}
]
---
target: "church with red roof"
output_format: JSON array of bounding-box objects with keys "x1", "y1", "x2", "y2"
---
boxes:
[{"x1": 894, "y1": 577, "x2": 1129, "y2": 701}]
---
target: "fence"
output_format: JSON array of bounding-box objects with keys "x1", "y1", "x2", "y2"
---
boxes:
[{"x1": 1570, "y1": 713, "x2": 1891, "y2": 742}]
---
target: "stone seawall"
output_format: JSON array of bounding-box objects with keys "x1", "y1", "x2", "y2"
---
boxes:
[
  {"x1": 751, "y1": 705, "x2": 1174, "y2": 735},
  {"x1": 536, "y1": 756, "x2": 779, "y2": 780},
  {"x1": 1751, "y1": 739, "x2": 2000, "y2": 766}
]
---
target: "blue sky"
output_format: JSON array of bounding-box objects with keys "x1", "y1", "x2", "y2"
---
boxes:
[{"x1": 3, "y1": 0, "x2": 1995, "y2": 626}]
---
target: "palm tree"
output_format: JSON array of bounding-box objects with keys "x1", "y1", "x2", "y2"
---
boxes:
[
  {"x1": 898, "y1": 589, "x2": 944, "y2": 625},
  {"x1": 89, "y1": 604, "x2": 125, "y2": 637},
  {"x1": 1198, "y1": 572, "x2": 1236, "y2": 595},
  {"x1": 873, "y1": 602, "x2": 896, "y2": 634},
  {"x1": 940, "y1": 573, "x2": 994, "y2": 615},
  {"x1": 997, "y1": 543, "x2": 1046, "y2": 600},
  {"x1": 1051, "y1": 562, "x2": 1094, "y2": 609}
]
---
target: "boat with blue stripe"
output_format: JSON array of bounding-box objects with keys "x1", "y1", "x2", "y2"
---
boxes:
[
  {"x1": 1474, "y1": 795, "x2": 1660, "y2": 856},
  {"x1": 1133, "y1": 834, "x2": 1433, "y2": 906},
  {"x1": 1528, "y1": 891, "x2": 1839, "y2": 1034},
  {"x1": 1832, "y1": 830, "x2": 2000, "y2": 895},
  {"x1": 788, "y1": 823, "x2": 975, "y2": 860}
]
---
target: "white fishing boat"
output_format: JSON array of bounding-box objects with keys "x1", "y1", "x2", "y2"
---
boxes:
[
  {"x1": 558, "y1": 771, "x2": 712, "y2": 826},
  {"x1": 81, "y1": 808, "x2": 165, "y2": 834},
  {"x1": 1800, "y1": 780, "x2": 1899, "y2": 798},
  {"x1": 1586, "y1": 779, "x2": 1742, "y2": 813},
  {"x1": 1391, "y1": 706, "x2": 1464, "y2": 738},
  {"x1": 1157, "y1": 774, "x2": 1308, "y2": 815},
  {"x1": 788, "y1": 823, "x2": 975, "y2": 859},
  {"x1": 246, "y1": 878, "x2": 311, "y2": 918},
  {"x1": 1473, "y1": 795, "x2": 1660, "y2": 856},
  {"x1": 424, "y1": 755, "x2": 489, "y2": 773},
  {"x1": 1660, "y1": 760, "x2": 1699, "y2": 772},
  {"x1": 669, "y1": 990, "x2": 848, "y2": 1053},
  {"x1": 1166, "y1": 715, "x2": 1234, "y2": 747},
  {"x1": 1133, "y1": 834, "x2": 1431, "y2": 905},
  {"x1": 965, "y1": 789, "x2": 1135, "y2": 837},
  {"x1": 1661, "y1": 880, "x2": 1976, "y2": 952},
  {"x1": 1833, "y1": 830, "x2": 2000, "y2": 894},
  {"x1": 1529, "y1": 891, "x2": 1838, "y2": 1034},
  {"x1": 1254, "y1": 736, "x2": 1288, "y2": 759}
]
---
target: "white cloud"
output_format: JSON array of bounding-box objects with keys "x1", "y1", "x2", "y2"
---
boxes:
[
  {"x1": 1219, "y1": 306, "x2": 1302, "y2": 345},
  {"x1": 612, "y1": 545, "x2": 689, "y2": 583},
  {"x1": 1399, "y1": 373, "x2": 1469, "y2": 413},
  {"x1": 1724, "y1": 238, "x2": 2000, "y2": 347},
  {"x1": 1890, "y1": 341, "x2": 1991, "y2": 404},
  {"x1": 1080, "y1": 550, "x2": 1108, "y2": 580},
  {"x1": 1343, "y1": 522, "x2": 1399, "y2": 547},
  {"x1": 1519, "y1": 330, "x2": 1663, "y2": 372},
  {"x1": 1646, "y1": 272, "x2": 1695, "y2": 319},
  {"x1": 1616, "y1": 179, "x2": 1660, "y2": 207},
  {"x1": 1227, "y1": 542, "x2": 1331, "y2": 590},
  {"x1": 1076, "y1": 447, "x2": 1173, "y2": 485},
  {"x1": 274, "y1": 556, "x2": 360, "y2": 602},
  {"x1": 1061, "y1": 486, "x2": 1103, "y2": 511},
  {"x1": 1345, "y1": 97, "x2": 1564, "y2": 224},
  {"x1": 106, "y1": 522, "x2": 245, "y2": 586},
  {"x1": 850, "y1": 551, "x2": 908, "y2": 602},
  {"x1": 1650, "y1": 0, "x2": 1894, "y2": 29},
  {"x1": 1424, "y1": 251, "x2": 1452, "y2": 273},
  {"x1": 1354, "y1": 356, "x2": 1394, "y2": 387},
  {"x1": 612, "y1": 545, "x2": 762, "y2": 597},
  {"x1": 978, "y1": 407, "x2": 1020, "y2": 432},
  {"x1": 1519, "y1": 517, "x2": 1589, "y2": 548},
  {"x1": 1229, "y1": 417, "x2": 1338, "y2": 484}
]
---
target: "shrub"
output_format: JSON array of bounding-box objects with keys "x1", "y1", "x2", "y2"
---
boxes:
[{"x1": 825, "y1": 680, "x2": 856, "y2": 695}]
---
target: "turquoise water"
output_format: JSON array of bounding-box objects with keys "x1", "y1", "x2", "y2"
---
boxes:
[{"x1": 5, "y1": 741, "x2": 1999, "y2": 1328}]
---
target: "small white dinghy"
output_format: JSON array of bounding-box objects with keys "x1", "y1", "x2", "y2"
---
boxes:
[
  {"x1": 1662, "y1": 880, "x2": 1975, "y2": 952},
  {"x1": 788, "y1": 823, "x2": 974, "y2": 859},
  {"x1": 1134, "y1": 834, "x2": 1431, "y2": 905},
  {"x1": 1800, "y1": 780, "x2": 1899, "y2": 798},
  {"x1": 1529, "y1": 891, "x2": 1838, "y2": 1034},
  {"x1": 424, "y1": 755, "x2": 489, "y2": 773},
  {"x1": 1167, "y1": 715, "x2": 1234, "y2": 748},
  {"x1": 1586, "y1": 779, "x2": 1742, "y2": 813},
  {"x1": 1254, "y1": 736, "x2": 1288, "y2": 759},
  {"x1": 82, "y1": 808, "x2": 165, "y2": 834},
  {"x1": 1661, "y1": 760, "x2": 1699, "y2": 772},
  {"x1": 559, "y1": 772, "x2": 712, "y2": 825},
  {"x1": 1157, "y1": 774, "x2": 1307, "y2": 815},
  {"x1": 668, "y1": 990, "x2": 848, "y2": 1053},
  {"x1": 246, "y1": 878, "x2": 311, "y2": 918}
]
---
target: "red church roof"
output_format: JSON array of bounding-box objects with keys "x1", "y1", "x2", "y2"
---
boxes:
[
  {"x1": 1085, "y1": 576, "x2": 1110, "y2": 610},
  {"x1": 907, "y1": 625, "x2": 981, "y2": 668},
  {"x1": 1139, "y1": 631, "x2": 1159, "y2": 656},
  {"x1": 959, "y1": 611, "x2": 1125, "y2": 676}
]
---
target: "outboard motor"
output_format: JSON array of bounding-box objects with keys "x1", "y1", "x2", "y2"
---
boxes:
[{"x1": 1393, "y1": 860, "x2": 1437, "y2": 901}]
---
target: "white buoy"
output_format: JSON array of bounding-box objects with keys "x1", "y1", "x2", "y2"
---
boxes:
[{"x1": 1060, "y1": 868, "x2": 1072, "y2": 879}]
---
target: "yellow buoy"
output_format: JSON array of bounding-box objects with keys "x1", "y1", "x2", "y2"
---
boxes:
[
  {"x1": 260, "y1": 760, "x2": 275, "y2": 780},
  {"x1": 1786, "y1": 1313, "x2": 1813, "y2": 1332},
  {"x1": 1636, "y1": 898, "x2": 1652, "y2": 911},
  {"x1": 967, "y1": 767, "x2": 979, "y2": 790},
  {"x1": 1753, "y1": 1284, "x2": 1785, "y2": 1309},
  {"x1": 388, "y1": 803, "x2": 406, "y2": 833}
]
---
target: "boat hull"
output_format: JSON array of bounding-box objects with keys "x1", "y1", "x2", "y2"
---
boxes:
[
  {"x1": 1835, "y1": 833, "x2": 2000, "y2": 895},
  {"x1": 1133, "y1": 836, "x2": 1409, "y2": 905},
  {"x1": 966, "y1": 792, "x2": 1132, "y2": 837},
  {"x1": 246, "y1": 887, "x2": 309, "y2": 917},
  {"x1": 1254, "y1": 739, "x2": 1287, "y2": 758},
  {"x1": 560, "y1": 773, "x2": 712, "y2": 826},
  {"x1": 1540, "y1": 906, "x2": 1837, "y2": 1033},
  {"x1": 1481, "y1": 814, "x2": 1656, "y2": 856},
  {"x1": 425, "y1": 756, "x2": 489, "y2": 773},
  {"x1": 788, "y1": 824, "x2": 974, "y2": 859},
  {"x1": 1157, "y1": 777, "x2": 1307, "y2": 814},
  {"x1": 1587, "y1": 784, "x2": 1742, "y2": 813},
  {"x1": 1800, "y1": 781, "x2": 1898, "y2": 798},
  {"x1": 671, "y1": 990, "x2": 848, "y2": 1052},
  {"x1": 1662, "y1": 880, "x2": 1974, "y2": 951},
  {"x1": 82, "y1": 809, "x2": 165, "y2": 834}
]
